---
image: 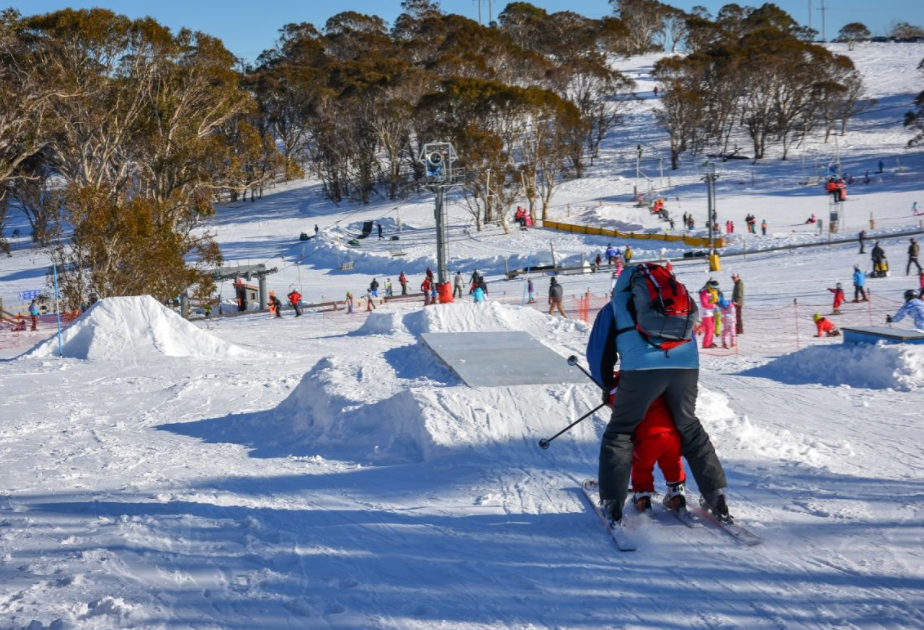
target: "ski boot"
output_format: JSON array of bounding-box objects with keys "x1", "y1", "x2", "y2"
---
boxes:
[
  {"x1": 632, "y1": 491, "x2": 653, "y2": 514},
  {"x1": 662, "y1": 481, "x2": 687, "y2": 512},
  {"x1": 602, "y1": 499, "x2": 623, "y2": 526},
  {"x1": 700, "y1": 489, "x2": 731, "y2": 522}
]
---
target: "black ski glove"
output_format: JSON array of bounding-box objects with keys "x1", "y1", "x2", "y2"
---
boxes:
[{"x1": 886, "y1": 315, "x2": 893, "y2": 323}]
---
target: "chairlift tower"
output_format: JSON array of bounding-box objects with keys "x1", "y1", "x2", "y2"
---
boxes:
[
  {"x1": 700, "y1": 161, "x2": 719, "y2": 253},
  {"x1": 419, "y1": 142, "x2": 462, "y2": 286}
]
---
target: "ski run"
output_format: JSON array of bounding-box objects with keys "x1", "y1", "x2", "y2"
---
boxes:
[{"x1": 1, "y1": 43, "x2": 924, "y2": 630}]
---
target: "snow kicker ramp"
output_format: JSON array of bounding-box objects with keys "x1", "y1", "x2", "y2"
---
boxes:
[
  {"x1": 420, "y1": 331, "x2": 586, "y2": 387},
  {"x1": 25, "y1": 295, "x2": 248, "y2": 361}
]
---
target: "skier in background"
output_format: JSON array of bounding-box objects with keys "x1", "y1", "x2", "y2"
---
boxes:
[
  {"x1": 813, "y1": 313, "x2": 840, "y2": 337},
  {"x1": 719, "y1": 298, "x2": 737, "y2": 349},
  {"x1": 527, "y1": 278, "x2": 536, "y2": 303},
  {"x1": 761, "y1": 219, "x2": 767, "y2": 236},
  {"x1": 871, "y1": 241, "x2": 888, "y2": 278},
  {"x1": 287, "y1": 289, "x2": 302, "y2": 317},
  {"x1": 828, "y1": 282, "x2": 845, "y2": 315},
  {"x1": 731, "y1": 273, "x2": 744, "y2": 335},
  {"x1": 421, "y1": 276, "x2": 432, "y2": 306},
  {"x1": 28, "y1": 299, "x2": 39, "y2": 331},
  {"x1": 369, "y1": 277, "x2": 379, "y2": 298},
  {"x1": 473, "y1": 284, "x2": 486, "y2": 304},
  {"x1": 699, "y1": 280, "x2": 719, "y2": 348},
  {"x1": 852, "y1": 265, "x2": 868, "y2": 302},
  {"x1": 454, "y1": 271, "x2": 464, "y2": 298},
  {"x1": 269, "y1": 292, "x2": 283, "y2": 318},
  {"x1": 886, "y1": 290, "x2": 924, "y2": 331},
  {"x1": 344, "y1": 291, "x2": 354, "y2": 314},
  {"x1": 907, "y1": 238, "x2": 921, "y2": 276},
  {"x1": 624, "y1": 245, "x2": 634, "y2": 263},
  {"x1": 548, "y1": 277, "x2": 567, "y2": 317},
  {"x1": 399, "y1": 271, "x2": 408, "y2": 295},
  {"x1": 385, "y1": 278, "x2": 393, "y2": 297}
]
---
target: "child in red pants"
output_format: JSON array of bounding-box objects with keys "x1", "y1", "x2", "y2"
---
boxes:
[
  {"x1": 609, "y1": 372, "x2": 686, "y2": 513},
  {"x1": 828, "y1": 282, "x2": 845, "y2": 315}
]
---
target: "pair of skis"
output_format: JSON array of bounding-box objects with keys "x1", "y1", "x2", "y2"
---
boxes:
[{"x1": 581, "y1": 479, "x2": 761, "y2": 551}]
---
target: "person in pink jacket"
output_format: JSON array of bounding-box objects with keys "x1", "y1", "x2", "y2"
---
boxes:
[
  {"x1": 719, "y1": 298, "x2": 737, "y2": 348},
  {"x1": 699, "y1": 280, "x2": 719, "y2": 348}
]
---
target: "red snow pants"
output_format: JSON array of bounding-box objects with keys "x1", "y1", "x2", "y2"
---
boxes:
[{"x1": 631, "y1": 431, "x2": 685, "y2": 493}]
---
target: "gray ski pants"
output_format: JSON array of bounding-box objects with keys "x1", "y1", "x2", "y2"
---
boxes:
[{"x1": 598, "y1": 369, "x2": 727, "y2": 507}]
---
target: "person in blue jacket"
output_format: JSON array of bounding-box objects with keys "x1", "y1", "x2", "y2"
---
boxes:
[
  {"x1": 588, "y1": 264, "x2": 730, "y2": 525},
  {"x1": 887, "y1": 290, "x2": 924, "y2": 331},
  {"x1": 852, "y1": 265, "x2": 868, "y2": 302},
  {"x1": 28, "y1": 299, "x2": 40, "y2": 331}
]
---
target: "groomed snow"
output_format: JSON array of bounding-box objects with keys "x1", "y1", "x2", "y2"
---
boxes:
[{"x1": 1, "y1": 43, "x2": 923, "y2": 630}]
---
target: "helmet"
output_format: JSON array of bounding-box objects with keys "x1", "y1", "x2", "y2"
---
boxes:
[
  {"x1": 836, "y1": 282, "x2": 842, "y2": 289},
  {"x1": 719, "y1": 298, "x2": 730, "y2": 309},
  {"x1": 813, "y1": 313, "x2": 822, "y2": 322},
  {"x1": 707, "y1": 280, "x2": 719, "y2": 288},
  {"x1": 904, "y1": 289, "x2": 918, "y2": 301}
]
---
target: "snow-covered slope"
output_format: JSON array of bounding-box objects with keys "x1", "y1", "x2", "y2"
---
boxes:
[{"x1": 1, "y1": 44, "x2": 923, "y2": 630}]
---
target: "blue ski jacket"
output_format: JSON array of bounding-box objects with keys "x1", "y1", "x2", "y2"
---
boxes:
[
  {"x1": 610, "y1": 265, "x2": 699, "y2": 371},
  {"x1": 892, "y1": 298, "x2": 924, "y2": 330}
]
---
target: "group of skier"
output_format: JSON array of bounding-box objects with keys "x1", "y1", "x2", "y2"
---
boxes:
[{"x1": 696, "y1": 274, "x2": 744, "y2": 349}]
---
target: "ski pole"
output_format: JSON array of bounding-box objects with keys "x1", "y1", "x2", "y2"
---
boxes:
[
  {"x1": 538, "y1": 401, "x2": 608, "y2": 450},
  {"x1": 567, "y1": 355, "x2": 604, "y2": 391}
]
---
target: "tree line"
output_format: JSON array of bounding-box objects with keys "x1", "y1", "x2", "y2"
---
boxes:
[
  {"x1": 0, "y1": 1, "x2": 887, "y2": 307},
  {"x1": 651, "y1": 3, "x2": 867, "y2": 168}
]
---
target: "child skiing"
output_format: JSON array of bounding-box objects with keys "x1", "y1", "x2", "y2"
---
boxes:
[
  {"x1": 473, "y1": 284, "x2": 486, "y2": 303},
  {"x1": 344, "y1": 291, "x2": 354, "y2": 314},
  {"x1": 527, "y1": 278, "x2": 535, "y2": 303},
  {"x1": 852, "y1": 266, "x2": 868, "y2": 302},
  {"x1": 719, "y1": 298, "x2": 737, "y2": 348},
  {"x1": 828, "y1": 282, "x2": 845, "y2": 314},
  {"x1": 385, "y1": 278, "x2": 393, "y2": 297},
  {"x1": 606, "y1": 372, "x2": 687, "y2": 515},
  {"x1": 813, "y1": 313, "x2": 840, "y2": 337}
]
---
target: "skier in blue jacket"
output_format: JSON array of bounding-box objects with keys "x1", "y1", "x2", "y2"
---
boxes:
[
  {"x1": 887, "y1": 290, "x2": 924, "y2": 331},
  {"x1": 852, "y1": 265, "x2": 868, "y2": 302},
  {"x1": 589, "y1": 264, "x2": 730, "y2": 525}
]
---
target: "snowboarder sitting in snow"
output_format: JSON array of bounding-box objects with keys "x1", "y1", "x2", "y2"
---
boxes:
[
  {"x1": 886, "y1": 290, "x2": 924, "y2": 331},
  {"x1": 828, "y1": 282, "x2": 845, "y2": 315},
  {"x1": 813, "y1": 313, "x2": 840, "y2": 337},
  {"x1": 606, "y1": 371, "x2": 687, "y2": 514},
  {"x1": 805, "y1": 213, "x2": 817, "y2": 224}
]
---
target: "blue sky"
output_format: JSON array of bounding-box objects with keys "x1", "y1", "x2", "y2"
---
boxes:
[{"x1": 14, "y1": 0, "x2": 924, "y2": 62}]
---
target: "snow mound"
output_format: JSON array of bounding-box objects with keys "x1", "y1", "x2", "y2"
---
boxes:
[
  {"x1": 352, "y1": 311, "x2": 408, "y2": 336},
  {"x1": 402, "y1": 301, "x2": 585, "y2": 337},
  {"x1": 26, "y1": 296, "x2": 249, "y2": 361},
  {"x1": 697, "y1": 388, "x2": 854, "y2": 469},
  {"x1": 745, "y1": 343, "x2": 924, "y2": 391}
]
